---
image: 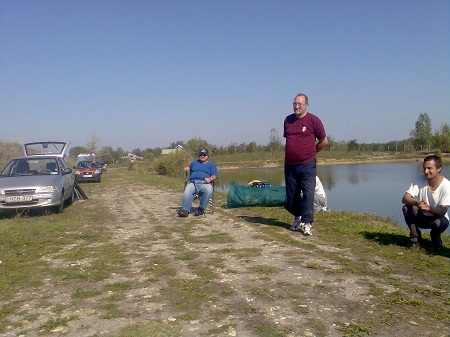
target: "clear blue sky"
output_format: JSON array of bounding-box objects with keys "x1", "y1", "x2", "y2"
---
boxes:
[{"x1": 1, "y1": 0, "x2": 448, "y2": 151}]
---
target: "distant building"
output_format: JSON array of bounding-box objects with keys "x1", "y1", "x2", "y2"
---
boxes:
[
  {"x1": 121, "y1": 153, "x2": 143, "y2": 162},
  {"x1": 161, "y1": 144, "x2": 183, "y2": 155}
]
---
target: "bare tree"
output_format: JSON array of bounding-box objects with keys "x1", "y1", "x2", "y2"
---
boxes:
[
  {"x1": 267, "y1": 128, "x2": 283, "y2": 151},
  {"x1": 85, "y1": 133, "x2": 102, "y2": 154}
]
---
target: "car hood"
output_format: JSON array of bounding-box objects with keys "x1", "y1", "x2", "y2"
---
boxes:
[
  {"x1": 0, "y1": 175, "x2": 65, "y2": 190},
  {"x1": 75, "y1": 168, "x2": 99, "y2": 172}
]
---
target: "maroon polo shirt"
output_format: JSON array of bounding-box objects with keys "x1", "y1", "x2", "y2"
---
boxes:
[{"x1": 283, "y1": 112, "x2": 326, "y2": 165}]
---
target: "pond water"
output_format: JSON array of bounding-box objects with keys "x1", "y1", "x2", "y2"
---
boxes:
[{"x1": 216, "y1": 162, "x2": 432, "y2": 228}]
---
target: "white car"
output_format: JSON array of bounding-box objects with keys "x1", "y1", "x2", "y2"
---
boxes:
[{"x1": 0, "y1": 141, "x2": 75, "y2": 214}]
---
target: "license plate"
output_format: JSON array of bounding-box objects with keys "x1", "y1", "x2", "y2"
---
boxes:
[
  {"x1": 5, "y1": 195, "x2": 33, "y2": 203},
  {"x1": 84, "y1": 174, "x2": 92, "y2": 177}
]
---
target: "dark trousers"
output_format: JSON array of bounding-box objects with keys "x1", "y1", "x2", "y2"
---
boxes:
[
  {"x1": 402, "y1": 204, "x2": 449, "y2": 244},
  {"x1": 284, "y1": 160, "x2": 316, "y2": 223}
]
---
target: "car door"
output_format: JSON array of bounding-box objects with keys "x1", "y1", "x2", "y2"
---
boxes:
[{"x1": 58, "y1": 158, "x2": 74, "y2": 199}]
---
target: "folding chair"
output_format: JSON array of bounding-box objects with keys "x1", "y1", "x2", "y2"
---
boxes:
[{"x1": 184, "y1": 171, "x2": 215, "y2": 214}]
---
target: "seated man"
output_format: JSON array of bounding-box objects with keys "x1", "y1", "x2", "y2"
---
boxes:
[
  {"x1": 16, "y1": 160, "x2": 31, "y2": 174},
  {"x1": 314, "y1": 175, "x2": 328, "y2": 211},
  {"x1": 402, "y1": 155, "x2": 450, "y2": 251},
  {"x1": 178, "y1": 148, "x2": 218, "y2": 217}
]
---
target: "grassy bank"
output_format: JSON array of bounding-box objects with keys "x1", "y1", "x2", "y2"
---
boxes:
[
  {"x1": 210, "y1": 150, "x2": 447, "y2": 169},
  {"x1": 0, "y1": 168, "x2": 449, "y2": 336}
]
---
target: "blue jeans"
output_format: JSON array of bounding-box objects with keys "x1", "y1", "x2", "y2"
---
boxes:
[
  {"x1": 181, "y1": 181, "x2": 213, "y2": 212},
  {"x1": 284, "y1": 160, "x2": 316, "y2": 223}
]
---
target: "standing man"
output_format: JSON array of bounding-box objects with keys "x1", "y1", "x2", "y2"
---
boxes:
[
  {"x1": 178, "y1": 148, "x2": 218, "y2": 217},
  {"x1": 401, "y1": 155, "x2": 450, "y2": 250},
  {"x1": 284, "y1": 93, "x2": 328, "y2": 235}
]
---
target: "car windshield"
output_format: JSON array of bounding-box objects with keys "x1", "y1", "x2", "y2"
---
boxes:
[
  {"x1": 77, "y1": 161, "x2": 98, "y2": 168},
  {"x1": 0, "y1": 158, "x2": 60, "y2": 177}
]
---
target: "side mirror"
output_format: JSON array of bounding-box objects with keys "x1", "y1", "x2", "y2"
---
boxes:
[{"x1": 63, "y1": 168, "x2": 72, "y2": 175}]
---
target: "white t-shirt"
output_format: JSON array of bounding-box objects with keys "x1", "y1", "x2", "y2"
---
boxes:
[
  {"x1": 405, "y1": 176, "x2": 450, "y2": 220},
  {"x1": 315, "y1": 176, "x2": 326, "y2": 199}
]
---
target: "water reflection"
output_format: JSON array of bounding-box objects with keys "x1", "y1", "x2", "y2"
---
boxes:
[
  {"x1": 348, "y1": 173, "x2": 359, "y2": 185},
  {"x1": 218, "y1": 162, "x2": 427, "y2": 227}
]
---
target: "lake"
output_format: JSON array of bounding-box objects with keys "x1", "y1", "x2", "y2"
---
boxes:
[{"x1": 216, "y1": 161, "x2": 432, "y2": 228}]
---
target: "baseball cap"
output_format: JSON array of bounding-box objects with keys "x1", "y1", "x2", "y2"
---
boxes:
[{"x1": 198, "y1": 148, "x2": 209, "y2": 156}]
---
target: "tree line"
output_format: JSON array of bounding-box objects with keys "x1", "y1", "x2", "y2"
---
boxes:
[
  {"x1": 69, "y1": 113, "x2": 449, "y2": 164},
  {"x1": 1, "y1": 113, "x2": 448, "y2": 166}
]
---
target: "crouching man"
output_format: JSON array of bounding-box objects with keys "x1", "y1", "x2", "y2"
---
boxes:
[
  {"x1": 401, "y1": 155, "x2": 450, "y2": 251},
  {"x1": 178, "y1": 148, "x2": 218, "y2": 217}
]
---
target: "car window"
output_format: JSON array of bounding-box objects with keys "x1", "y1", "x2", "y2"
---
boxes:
[
  {"x1": 31, "y1": 159, "x2": 59, "y2": 175},
  {"x1": 1, "y1": 158, "x2": 60, "y2": 176},
  {"x1": 23, "y1": 141, "x2": 69, "y2": 157},
  {"x1": 1, "y1": 160, "x2": 16, "y2": 177},
  {"x1": 15, "y1": 160, "x2": 32, "y2": 175}
]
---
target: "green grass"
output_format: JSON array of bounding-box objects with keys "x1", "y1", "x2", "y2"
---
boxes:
[
  {"x1": 0, "y1": 213, "x2": 79, "y2": 300},
  {"x1": 111, "y1": 321, "x2": 182, "y2": 337},
  {"x1": 210, "y1": 149, "x2": 438, "y2": 168},
  {"x1": 158, "y1": 278, "x2": 218, "y2": 319},
  {"x1": 1, "y1": 162, "x2": 449, "y2": 336},
  {"x1": 213, "y1": 247, "x2": 263, "y2": 259},
  {"x1": 39, "y1": 315, "x2": 77, "y2": 332}
]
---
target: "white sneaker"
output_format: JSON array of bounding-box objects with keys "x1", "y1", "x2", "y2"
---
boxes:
[
  {"x1": 303, "y1": 223, "x2": 312, "y2": 236},
  {"x1": 290, "y1": 216, "x2": 303, "y2": 231}
]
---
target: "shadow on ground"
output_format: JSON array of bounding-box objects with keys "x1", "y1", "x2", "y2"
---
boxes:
[
  {"x1": 362, "y1": 231, "x2": 450, "y2": 258},
  {"x1": 238, "y1": 215, "x2": 288, "y2": 229}
]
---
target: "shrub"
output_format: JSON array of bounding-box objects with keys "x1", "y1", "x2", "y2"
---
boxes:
[
  {"x1": 153, "y1": 151, "x2": 193, "y2": 178},
  {"x1": 0, "y1": 140, "x2": 22, "y2": 167}
]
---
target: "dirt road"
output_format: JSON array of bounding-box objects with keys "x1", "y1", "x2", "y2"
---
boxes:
[{"x1": 3, "y1": 173, "x2": 449, "y2": 336}]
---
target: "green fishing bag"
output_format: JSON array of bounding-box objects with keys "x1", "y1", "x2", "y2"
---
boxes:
[{"x1": 227, "y1": 182, "x2": 286, "y2": 208}]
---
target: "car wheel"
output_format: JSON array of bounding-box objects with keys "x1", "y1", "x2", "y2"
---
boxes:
[
  {"x1": 54, "y1": 192, "x2": 64, "y2": 214},
  {"x1": 66, "y1": 187, "x2": 75, "y2": 206}
]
